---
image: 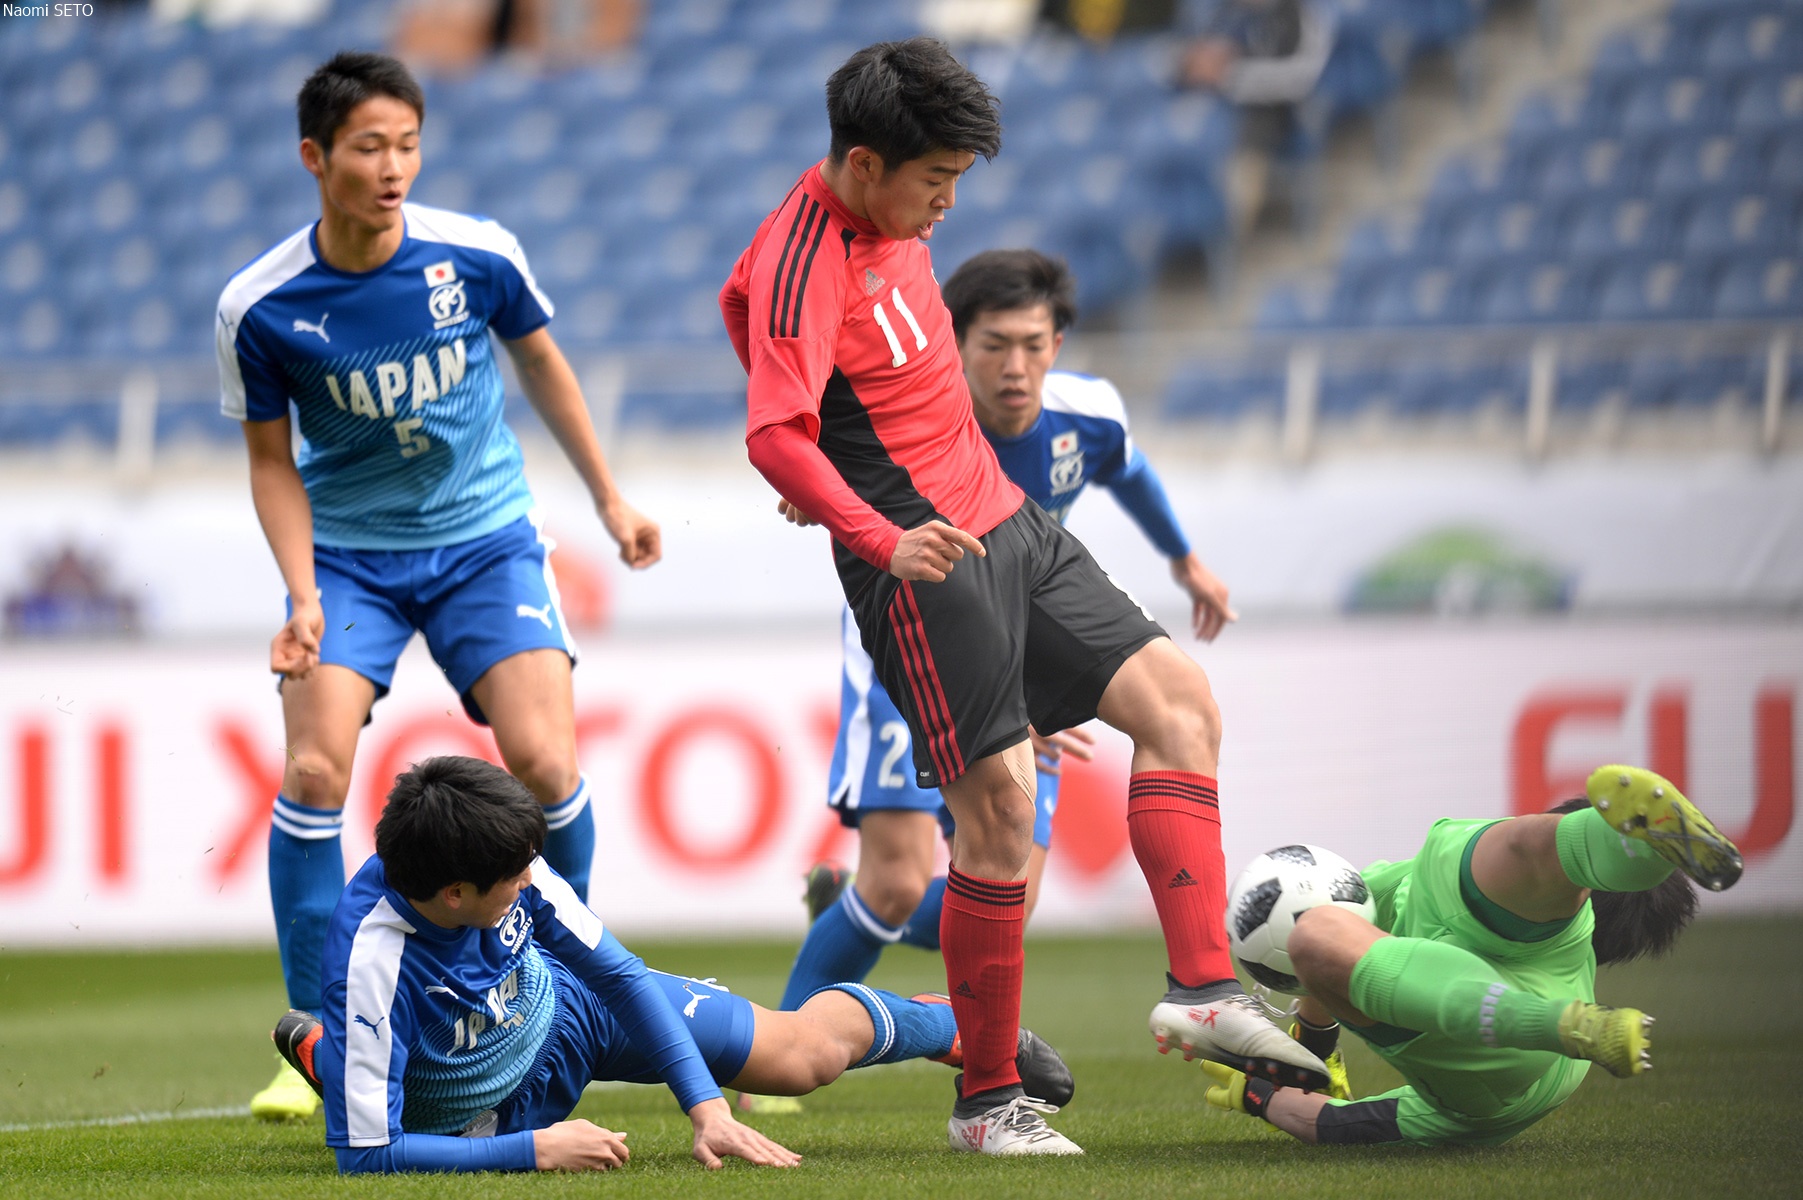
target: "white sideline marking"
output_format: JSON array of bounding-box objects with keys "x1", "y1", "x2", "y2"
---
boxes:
[{"x1": 0, "y1": 1104, "x2": 249, "y2": 1134}]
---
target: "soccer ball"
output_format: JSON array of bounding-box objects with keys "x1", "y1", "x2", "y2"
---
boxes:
[{"x1": 1227, "y1": 844, "x2": 1375, "y2": 994}]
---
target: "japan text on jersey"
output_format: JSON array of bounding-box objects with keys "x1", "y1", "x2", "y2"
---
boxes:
[{"x1": 215, "y1": 205, "x2": 554, "y2": 551}]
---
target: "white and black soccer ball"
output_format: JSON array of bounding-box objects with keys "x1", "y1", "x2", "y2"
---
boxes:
[{"x1": 1227, "y1": 844, "x2": 1375, "y2": 994}]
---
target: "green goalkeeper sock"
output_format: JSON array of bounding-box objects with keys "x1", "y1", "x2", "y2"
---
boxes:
[
  {"x1": 1556, "y1": 807, "x2": 1675, "y2": 892},
  {"x1": 1349, "y1": 936, "x2": 1567, "y2": 1054}
]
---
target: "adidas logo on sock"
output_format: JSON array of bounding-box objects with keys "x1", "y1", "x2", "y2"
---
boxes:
[
  {"x1": 1168, "y1": 868, "x2": 1198, "y2": 889},
  {"x1": 954, "y1": 980, "x2": 976, "y2": 998}
]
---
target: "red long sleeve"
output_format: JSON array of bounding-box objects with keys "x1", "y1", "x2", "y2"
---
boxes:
[{"x1": 746, "y1": 417, "x2": 903, "y2": 571}]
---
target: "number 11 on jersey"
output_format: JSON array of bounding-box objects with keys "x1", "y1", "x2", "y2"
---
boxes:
[{"x1": 872, "y1": 288, "x2": 928, "y2": 368}]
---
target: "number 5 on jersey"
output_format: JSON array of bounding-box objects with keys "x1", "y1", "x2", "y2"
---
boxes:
[{"x1": 872, "y1": 288, "x2": 928, "y2": 368}]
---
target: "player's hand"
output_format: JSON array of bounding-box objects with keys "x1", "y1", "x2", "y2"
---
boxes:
[
  {"x1": 600, "y1": 500, "x2": 662, "y2": 570},
  {"x1": 1171, "y1": 553, "x2": 1237, "y2": 642},
  {"x1": 775, "y1": 497, "x2": 818, "y2": 527},
  {"x1": 533, "y1": 1119, "x2": 631, "y2": 1171},
  {"x1": 889, "y1": 521, "x2": 985, "y2": 583},
  {"x1": 1029, "y1": 724, "x2": 1096, "y2": 776},
  {"x1": 270, "y1": 595, "x2": 323, "y2": 679},
  {"x1": 687, "y1": 1097, "x2": 801, "y2": 1170}
]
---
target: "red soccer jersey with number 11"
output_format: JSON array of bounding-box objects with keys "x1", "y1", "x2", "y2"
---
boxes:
[{"x1": 721, "y1": 164, "x2": 1024, "y2": 579}]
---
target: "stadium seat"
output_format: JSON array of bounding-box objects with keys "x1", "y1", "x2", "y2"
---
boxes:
[
  {"x1": 1562, "y1": 195, "x2": 1686, "y2": 263},
  {"x1": 1447, "y1": 199, "x2": 1564, "y2": 264},
  {"x1": 1620, "y1": 75, "x2": 1733, "y2": 138},
  {"x1": 1477, "y1": 260, "x2": 1600, "y2": 325},
  {"x1": 1731, "y1": 70, "x2": 1803, "y2": 136},
  {"x1": 1714, "y1": 255, "x2": 1803, "y2": 318},
  {"x1": 1367, "y1": 264, "x2": 1484, "y2": 326},
  {"x1": 1595, "y1": 259, "x2": 1718, "y2": 322},
  {"x1": 1682, "y1": 192, "x2": 1797, "y2": 256},
  {"x1": 1162, "y1": 361, "x2": 1285, "y2": 422}
]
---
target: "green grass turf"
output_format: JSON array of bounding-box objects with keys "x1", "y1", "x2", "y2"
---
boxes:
[{"x1": 2, "y1": 921, "x2": 1800, "y2": 1199}]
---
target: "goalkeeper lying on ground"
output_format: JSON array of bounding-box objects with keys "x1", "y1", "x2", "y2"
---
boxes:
[
  {"x1": 1204, "y1": 765, "x2": 1741, "y2": 1146},
  {"x1": 270, "y1": 756, "x2": 1072, "y2": 1173}
]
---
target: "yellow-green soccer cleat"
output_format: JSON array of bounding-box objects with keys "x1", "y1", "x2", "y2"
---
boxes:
[
  {"x1": 1288, "y1": 1022, "x2": 1352, "y2": 1100},
  {"x1": 250, "y1": 1053, "x2": 320, "y2": 1121},
  {"x1": 1586, "y1": 765, "x2": 1743, "y2": 892},
  {"x1": 1557, "y1": 1001, "x2": 1654, "y2": 1078}
]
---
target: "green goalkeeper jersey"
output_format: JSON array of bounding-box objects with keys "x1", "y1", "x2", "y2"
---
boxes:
[{"x1": 1343, "y1": 817, "x2": 1596, "y2": 1146}]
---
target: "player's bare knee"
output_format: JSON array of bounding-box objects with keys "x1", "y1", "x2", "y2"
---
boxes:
[
  {"x1": 1289, "y1": 906, "x2": 1363, "y2": 987},
  {"x1": 856, "y1": 871, "x2": 928, "y2": 928},
  {"x1": 504, "y1": 746, "x2": 578, "y2": 805},
  {"x1": 283, "y1": 750, "x2": 351, "y2": 808}
]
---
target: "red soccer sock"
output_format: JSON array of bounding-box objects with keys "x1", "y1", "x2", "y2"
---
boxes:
[
  {"x1": 940, "y1": 868, "x2": 1026, "y2": 1097},
  {"x1": 1127, "y1": 771, "x2": 1235, "y2": 988}
]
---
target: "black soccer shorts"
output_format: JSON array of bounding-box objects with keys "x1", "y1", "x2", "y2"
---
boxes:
[{"x1": 844, "y1": 499, "x2": 1166, "y2": 789}]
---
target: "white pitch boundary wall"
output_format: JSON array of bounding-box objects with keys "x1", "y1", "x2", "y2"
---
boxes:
[{"x1": 0, "y1": 622, "x2": 1796, "y2": 946}]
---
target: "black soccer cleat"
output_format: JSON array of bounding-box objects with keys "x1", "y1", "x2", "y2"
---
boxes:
[
  {"x1": 802, "y1": 861, "x2": 853, "y2": 923},
  {"x1": 1015, "y1": 1026, "x2": 1076, "y2": 1108},
  {"x1": 272, "y1": 1009, "x2": 326, "y2": 1100}
]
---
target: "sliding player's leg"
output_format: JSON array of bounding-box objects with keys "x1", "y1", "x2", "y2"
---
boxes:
[
  {"x1": 252, "y1": 662, "x2": 374, "y2": 1120},
  {"x1": 468, "y1": 649, "x2": 592, "y2": 898},
  {"x1": 781, "y1": 809, "x2": 941, "y2": 1009}
]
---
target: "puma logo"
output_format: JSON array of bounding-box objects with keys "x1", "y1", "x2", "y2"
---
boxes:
[
  {"x1": 515, "y1": 603, "x2": 552, "y2": 629},
  {"x1": 682, "y1": 987, "x2": 711, "y2": 1019},
  {"x1": 424, "y1": 985, "x2": 457, "y2": 998},
  {"x1": 354, "y1": 1013, "x2": 387, "y2": 1036},
  {"x1": 292, "y1": 313, "x2": 330, "y2": 342}
]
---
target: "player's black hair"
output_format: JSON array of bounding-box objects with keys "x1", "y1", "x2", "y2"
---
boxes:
[
  {"x1": 941, "y1": 248, "x2": 1079, "y2": 340},
  {"x1": 825, "y1": 38, "x2": 1002, "y2": 168},
  {"x1": 297, "y1": 51, "x2": 425, "y2": 153},
  {"x1": 1549, "y1": 797, "x2": 1698, "y2": 965},
  {"x1": 375, "y1": 756, "x2": 545, "y2": 901}
]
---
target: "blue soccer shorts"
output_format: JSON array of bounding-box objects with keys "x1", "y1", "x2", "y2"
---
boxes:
[
  {"x1": 829, "y1": 610, "x2": 1060, "y2": 849},
  {"x1": 495, "y1": 961, "x2": 758, "y2": 1132},
  {"x1": 294, "y1": 509, "x2": 576, "y2": 725}
]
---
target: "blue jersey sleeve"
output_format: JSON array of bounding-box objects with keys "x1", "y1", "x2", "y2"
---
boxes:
[
  {"x1": 319, "y1": 895, "x2": 421, "y2": 1154},
  {"x1": 1104, "y1": 446, "x2": 1192, "y2": 560},
  {"x1": 484, "y1": 230, "x2": 553, "y2": 341},
  {"x1": 524, "y1": 860, "x2": 724, "y2": 1113},
  {"x1": 335, "y1": 1131, "x2": 537, "y2": 1174},
  {"x1": 217, "y1": 308, "x2": 291, "y2": 423}
]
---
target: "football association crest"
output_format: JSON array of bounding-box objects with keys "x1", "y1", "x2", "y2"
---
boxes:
[
  {"x1": 424, "y1": 260, "x2": 469, "y2": 329},
  {"x1": 1050, "y1": 430, "x2": 1084, "y2": 494}
]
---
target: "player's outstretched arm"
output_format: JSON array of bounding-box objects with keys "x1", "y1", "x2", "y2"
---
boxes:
[
  {"x1": 1170, "y1": 552, "x2": 1238, "y2": 642},
  {"x1": 686, "y1": 1097, "x2": 801, "y2": 1170},
  {"x1": 242, "y1": 418, "x2": 323, "y2": 678},
  {"x1": 504, "y1": 327, "x2": 661, "y2": 569}
]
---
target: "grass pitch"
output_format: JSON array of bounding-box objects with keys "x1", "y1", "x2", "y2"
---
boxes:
[{"x1": 2, "y1": 921, "x2": 1799, "y2": 1199}]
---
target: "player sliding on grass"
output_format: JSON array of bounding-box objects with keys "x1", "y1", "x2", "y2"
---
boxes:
[
  {"x1": 722, "y1": 38, "x2": 1326, "y2": 1156},
  {"x1": 1201, "y1": 765, "x2": 1741, "y2": 1146},
  {"x1": 272, "y1": 756, "x2": 1073, "y2": 1174},
  {"x1": 778, "y1": 249, "x2": 1236, "y2": 1014},
  {"x1": 217, "y1": 52, "x2": 656, "y2": 1120}
]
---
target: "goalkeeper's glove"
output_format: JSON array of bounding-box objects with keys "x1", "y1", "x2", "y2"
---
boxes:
[
  {"x1": 1288, "y1": 1021, "x2": 1353, "y2": 1101},
  {"x1": 1202, "y1": 1060, "x2": 1275, "y2": 1122}
]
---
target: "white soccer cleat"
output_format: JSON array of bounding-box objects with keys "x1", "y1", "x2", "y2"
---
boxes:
[
  {"x1": 1150, "y1": 991, "x2": 1332, "y2": 1092},
  {"x1": 947, "y1": 1095, "x2": 1084, "y2": 1156}
]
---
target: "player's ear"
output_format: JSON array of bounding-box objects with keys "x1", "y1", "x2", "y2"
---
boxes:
[
  {"x1": 439, "y1": 881, "x2": 467, "y2": 909},
  {"x1": 846, "y1": 146, "x2": 885, "y2": 185},
  {"x1": 300, "y1": 138, "x2": 327, "y2": 180}
]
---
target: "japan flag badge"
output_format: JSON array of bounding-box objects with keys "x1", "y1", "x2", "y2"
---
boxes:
[
  {"x1": 423, "y1": 261, "x2": 458, "y2": 287},
  {"x1": 1051, "y1": 431, "x2": 1080, "y2": 457}
]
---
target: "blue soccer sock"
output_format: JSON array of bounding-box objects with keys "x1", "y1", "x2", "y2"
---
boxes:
[
  {"x1": 814, "y1": 984, "x2": 959, "y2": 1067},
  {"x1": 540, "y1": 777, "x2": 595, "y2": 902},
  {"x1": 898, "y1": 875, "x2": 946, "y2": 950},
  {"x1": 268, "y1": 796, "x2": 345, "y2": 1013},
  {"x1": 779, "y1": 886, "x2": 899, "y2": 1010}
]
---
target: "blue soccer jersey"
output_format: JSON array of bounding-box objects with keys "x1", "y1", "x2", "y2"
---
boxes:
[
  {"x1": 216, "y1": 205, "x2": 553, "y2": 550},
  {"x1": 984, "y1": 370, "x2": 1191, "y2": 558},
  {"x1": 318, "y1": 855, "x2": 720, "y2": 1171}
]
